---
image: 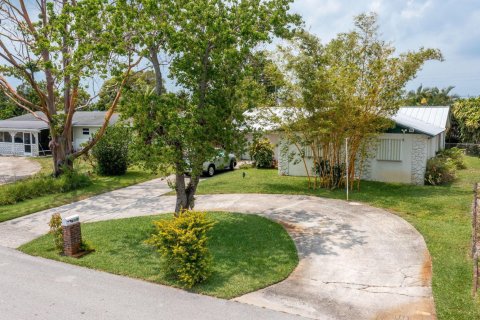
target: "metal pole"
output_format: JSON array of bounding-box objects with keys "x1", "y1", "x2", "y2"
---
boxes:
[{"x1": 346, "y1": 138, "x2": 349, "y2": 201}]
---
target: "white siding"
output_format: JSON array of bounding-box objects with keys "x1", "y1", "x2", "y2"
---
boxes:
[{"x1": 73, "y1": 126, "x2": 99, "y2": 151}]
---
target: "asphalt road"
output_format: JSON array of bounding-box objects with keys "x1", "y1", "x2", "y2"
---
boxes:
[{"x1": 0, "y1": 246, "x2": 301, "y2": 320}]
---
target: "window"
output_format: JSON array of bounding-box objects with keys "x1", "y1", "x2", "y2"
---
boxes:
[
  {"x1": 24, "y1": 133, "x2": 31, "y2": 144},
  {"x1": 0, "y1": 132, "x2": 5, "y2": 142},
  {"x1": 3, "y1": 132, "x2": 12, "y2": 143},
  {"x1": 303, "y1": 146, "x2": 322, "y2": 158},
  {"x1": 377, "y1": 139, "x2": 402, "y2": 161},
  {"x1": 82, "y1": 128, "x2": 90, "y2": 135},
  {"x1": 14, "y1": 132, "x2": 23, "y2": 143}
]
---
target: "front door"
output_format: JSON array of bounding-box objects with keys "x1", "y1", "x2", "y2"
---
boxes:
[{"x1": 23, "y1": 132, "x2": 32, "y2": 155}]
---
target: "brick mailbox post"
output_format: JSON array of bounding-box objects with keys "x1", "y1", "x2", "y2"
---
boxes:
[{"x1": 62, "y1": 215, "x2": 82, "y2": 257}]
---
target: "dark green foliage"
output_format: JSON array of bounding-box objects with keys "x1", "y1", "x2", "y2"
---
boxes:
[
  {"x1": 250, "y1": 138, "x2": 274, "y2": 168},
  {"x1": 91, "y1": 126, "x2": 130, "y2": 176},
  {"x1": 0, "y1": 170, "x2": 91, "y2": 205},
  {"x1": 146, "y1": 210, "x2": 215, "y2": 288},
  {"x1": 439, "y1": 147, "x2": 467, "y2": 169},
  {"x1": 425, "y1": 155, "x2": 457, "y2": 185}
]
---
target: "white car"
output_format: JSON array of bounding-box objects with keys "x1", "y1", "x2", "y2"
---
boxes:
[{"x1": 203, "y1": 150, "x2": 237, "y2": 177}]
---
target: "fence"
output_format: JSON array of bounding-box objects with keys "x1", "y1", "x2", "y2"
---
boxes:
[
  {"x1": 446, "y1": 143, "x2": 480, "y2": 157},
  {"x1": 473, "y1": 183, "x2": 480, "y2": 297}
]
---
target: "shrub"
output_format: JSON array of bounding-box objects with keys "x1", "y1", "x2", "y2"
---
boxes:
[
  {"x1": 0, "y1": 170, "x2": 91, "y2": 205},
  {"x1": 146, "y1": 210, "x2": 215, "y2": 288},
  {"x1": 48, "y1": 213, "x2": 63, "y2": 253},
  {"x1": 425, "y1": 155, "x2": 456, "y2": 185},
  {"x1": 249, "y1": 138, "x2": 274, "y2": 168},
  {"x1": 91, "y1": 125, "x2": 130, "y2": 176},
  {"x1": 438, "y1": 147, "x2": 466, "y2": 169}
]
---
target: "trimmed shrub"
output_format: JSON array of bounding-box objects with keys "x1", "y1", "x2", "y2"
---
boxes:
[
  {"x1": 146, "y1": 210, "x2": 215, "y2": 288},
  {"x1": 249, "y1": 138, "x2": 274, "y2": 168},
  {"x1": 48, "y1": 213, "x2": 63, "y2": 253},
  {"x1": 0, "y1": 170, "x2": 91, "y2": 205},
  {"x1": 439, "y1": 147, "x2": 466, "y2": 169},
  {"x1": 425, "y1": 155, "x2": 456, "y2": 185},
  {"x1": 91, "y1": 126, "x2": 130, "y2": 176}
]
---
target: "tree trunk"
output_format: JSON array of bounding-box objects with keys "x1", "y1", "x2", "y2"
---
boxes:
[
  {"x1": 149, "y1": 46, "x2": 163, "y2": 96},
  {"x1": 174, "y1": 171, "x2": 200, "y2": 215},
  {"x1": 50, "y1": 132, "x2": 73, "y2": 176}
]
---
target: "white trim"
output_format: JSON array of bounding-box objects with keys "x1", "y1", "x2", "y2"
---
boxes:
[{"x1": 0, "y1": 128, "x2": 41, "y2": 133}]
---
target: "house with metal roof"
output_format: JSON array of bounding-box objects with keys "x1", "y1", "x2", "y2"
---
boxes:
[
  {"x1": 0, "y1": 112, "x2": 119, "y2": 157},
  {"x1": 246, "y1": 106, "x2": 451, "y2": 185}
]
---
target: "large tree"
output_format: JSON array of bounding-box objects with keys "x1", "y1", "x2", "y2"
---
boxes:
[
  {"x1": 451, "y1": 97, "x2": 480, "y2": 143},
  {"x1": 269, "y1": 13, "x2": 442, "y2": 189},
  {"x1": 124, "y1": 0, "x2": 300, "y2": 213},
  {"x1": 0, "y1": 0, "x2": 139, "y2": 175}
]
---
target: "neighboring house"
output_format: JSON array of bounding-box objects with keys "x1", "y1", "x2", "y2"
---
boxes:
[
  {"x1": 246, "y1": 106, "x2": 450, "y2": 185},
  {"x1": 0, "y1": 112, "x2": 119, "y2": 157}
]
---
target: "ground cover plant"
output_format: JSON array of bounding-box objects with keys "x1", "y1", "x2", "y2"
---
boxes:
[
  {"x1": 194, "y1": 156, "x2": 480, "y2": 319},
  {"x1": 19, "y1": 212, "x2": 298, "y2": 299}
]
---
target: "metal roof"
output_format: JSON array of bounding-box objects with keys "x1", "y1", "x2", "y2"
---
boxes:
[
  {"x1": 245, "y1": 106, "x2": 450, "y2": 137},
  {"x1": 392, "y1": 106, "x2": 450, "y2": 136},
  {"x1": 0, "y1": 111, "x2": 120, "y2": 131}
]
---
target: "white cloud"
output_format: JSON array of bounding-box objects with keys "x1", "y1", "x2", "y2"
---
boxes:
[{"x1": 290, "y1": 0, "x2": 480, "y2": 96}]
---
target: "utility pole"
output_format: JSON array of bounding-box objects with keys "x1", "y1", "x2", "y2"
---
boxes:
[{"x1": 345, "y1": 138, "x2": 349, "y2": 201}]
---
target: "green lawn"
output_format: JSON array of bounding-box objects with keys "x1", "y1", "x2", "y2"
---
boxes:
[
  {"x1": 196, "y1": 156, "x2": 480, "y2": 319},
  {"x1": 0, "y1": 157, "x2": 158, "y2": 222},
  {"x1": 19, "y1": 212, "x2": 298, "y2": 299}
]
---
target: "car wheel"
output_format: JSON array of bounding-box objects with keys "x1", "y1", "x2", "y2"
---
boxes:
[
  {"x1": 207, "y1": 165, "x2": 215, "y2": 177},
  {"x1": 230, "y1": 160, "x2": 236, "y2": 171}
]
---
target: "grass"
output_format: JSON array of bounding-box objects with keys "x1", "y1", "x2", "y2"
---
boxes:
[
  {"x1": 19, "y1": 212, "x2": 298, "y2": 299},
  {"x1": 195, "y1": 156, "x2": 480, "y2": 319},
  {"x1": 0, "y1": 157, "x2": 158, "y2": 222}
]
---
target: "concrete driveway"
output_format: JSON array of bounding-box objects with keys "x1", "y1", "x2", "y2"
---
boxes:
[
  {"x1": 0, "y1": 179, "x2": 435, "y2": 319},
  {"x1": 0, "y1": 156, "x2": 41, "y2": 185}
]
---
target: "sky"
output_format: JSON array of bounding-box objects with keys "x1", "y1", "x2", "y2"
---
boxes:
[
  {"x1": 2, "y1": 0, "x2": 480, "y2": 98},
  {"x1": 290, "y1": 0, "x2": 480, "y2": 97}
]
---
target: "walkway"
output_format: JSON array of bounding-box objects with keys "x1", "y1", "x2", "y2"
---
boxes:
[{"x1": 0, "y1": 178, "x2": 435, "y2": 319}]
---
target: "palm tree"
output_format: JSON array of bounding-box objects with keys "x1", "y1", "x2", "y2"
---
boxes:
[{"x1": 404, "y1": 85, "x2": 459, "y2": 106}]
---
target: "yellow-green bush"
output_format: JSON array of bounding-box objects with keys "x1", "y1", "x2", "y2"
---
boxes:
[
  {"x1": 48, "y1": 213, "x2": 63, "y2": 253},
  {"x1": 146, "y1": 211, "x2": 215, "y2": 288}
]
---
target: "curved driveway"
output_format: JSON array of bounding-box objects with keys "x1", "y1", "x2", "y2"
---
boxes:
[{"x1": 0, "y1": 179, "x2": 435, "y2": 319}]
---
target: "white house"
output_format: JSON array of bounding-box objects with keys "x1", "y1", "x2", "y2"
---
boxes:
[
  {"x1": 0, "y1": 111, "x2": 119, "y2": 157},
  {"x1": 246, "y1": 106, "x2": 450, "y2": 185}
]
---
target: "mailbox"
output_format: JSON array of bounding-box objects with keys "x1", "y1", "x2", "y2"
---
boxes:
[
  {"x1": 62, "y1": 214, "x2": 80, "y2": 227},
  {"x1": 62, "y1": 214, "x2": 82, "y2": 256}
]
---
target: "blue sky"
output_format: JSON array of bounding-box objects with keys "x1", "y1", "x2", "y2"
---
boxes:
[{"x1": 291, "y1": 0, "x2": 480, "y2": 97}]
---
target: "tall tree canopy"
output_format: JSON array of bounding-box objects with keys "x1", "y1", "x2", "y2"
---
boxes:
[
  {"x1": 269, "y1": 13, "x2": 442, "y2": 189},
  {"x1": 123, "y1": 0, "x2": 300, "y2": 213},
  {"x1": 451, "y1": 97, "x2": 480, "y2": 143},
  {"x1": 403, "y1": 85, "x2": 459, "y2": 106},
  {"x1": 0, "y1": 0, "x2": 139, "y2": 175}
]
